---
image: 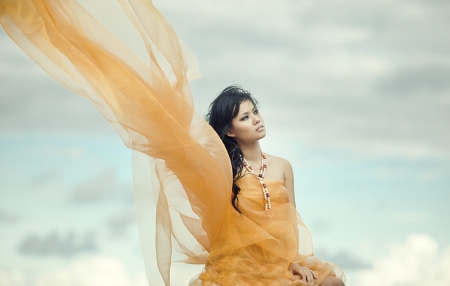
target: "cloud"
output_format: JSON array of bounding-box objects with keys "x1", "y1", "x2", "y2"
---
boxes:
[
  {"x1": 354, "y1": 234, "x2": 450, "y2": 286},
  {"x1": 0, "y1": 73, "x2": 113, "y2": 136},
  {"x1": 29, "y1": 168, "x2": 64, "y2": 187},
  {"x1": 106, "y1": 209, "x2": 137, "y2": 238},
  {"x1": 315, "y1": 250, "x2": 370, "y2": 271},
  {"x1": 328, "y1": 252, "x2": 370, "y2": 270},
  {"x1": 387, "y1": 211, "x2": 434, "y2": 223},
  {"x1": 0, "y1": 256, "x2": 147, "y2": 286},
  {"x1": 309, "y1": 219, "x2": 333, "y2": 235},
  {"x1": 0, "y1": 270, "x2": 26, "y2": 286},
  {"x1": 69, "y1": 169, "x2": 132, "y2": 204},
  {"x1": 376, "y1": 63, "x2": 450, "y2": 96},
  {"x1": 0, "y1": 32, "x2": 38, "y2": 74},
  {"x1": 0, "y1": 209, "x2": 19, "y2": 224},
  {"x1": 33, "y1": 257, "x2": 148, "y2": 286},
  {"x1": 0, "y1": 31, "x2": 115, "y2": 136},
  {"x1": 156, "y1": 0, "x2": 450, "y2": 160},
  {"x1": 17, "y1": 231, "x2": 97, "y2": 257},
  {"x1": 1, "y1": 0, "x2": 450, "y2": 160},
  {"x1": 32, "y1": 256, "x2": 147, "y2": 286}
]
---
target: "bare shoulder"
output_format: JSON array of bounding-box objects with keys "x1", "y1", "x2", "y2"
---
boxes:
[
  {"x1": 265, "y1": 153, "x2": 292, "y2": 169},
  {"x1": 265, "y1": 153, "x2": 296, "y2": 205},
  {"x1": 264, "y1": 153, "x2": 293, "y2": 180}
]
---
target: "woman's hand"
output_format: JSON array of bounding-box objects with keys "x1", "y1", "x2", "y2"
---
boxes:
[{"x1": 288, "y1": 263, "x2": 317, "y2": 284}]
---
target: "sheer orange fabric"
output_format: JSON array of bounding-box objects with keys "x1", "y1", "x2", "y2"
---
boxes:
[
  {"x1": 189, "y1": 175, "x2": 340, "y2": 286},
  {"x1": 0, "y1": 1, "x2": 345, "y2": 285}
]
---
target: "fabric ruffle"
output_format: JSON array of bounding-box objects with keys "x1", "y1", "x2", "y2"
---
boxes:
[{"x1": 189, "y1": 176, "x2": 341, "y2": 286}]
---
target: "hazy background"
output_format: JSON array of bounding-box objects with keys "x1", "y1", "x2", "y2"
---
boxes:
[{"x1": 1, "y1": 0, "x2": 449, "y2": 285}]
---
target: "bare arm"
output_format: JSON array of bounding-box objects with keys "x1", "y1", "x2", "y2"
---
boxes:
[
  {"x1": 283, "y1": 159, "x2": 296, "y2": 208},
  {"x1": 284, "y1": 160, "x2": 318, "y2": 283}
]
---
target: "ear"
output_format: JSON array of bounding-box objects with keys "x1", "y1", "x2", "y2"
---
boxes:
[{"x1": 226, "y1": 128, "x2": 236, "y2": 137}]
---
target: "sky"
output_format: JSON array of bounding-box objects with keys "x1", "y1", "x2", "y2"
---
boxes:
[{"x1": 0, "y1": 0, "x2": 449, "y2": 285}]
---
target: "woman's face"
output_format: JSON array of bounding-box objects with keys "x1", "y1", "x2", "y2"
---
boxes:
[{"x1": 227, "y1": 100, "x2": 266, "y2": 144}]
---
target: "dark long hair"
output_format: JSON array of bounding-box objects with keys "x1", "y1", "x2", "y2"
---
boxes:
[{"x1": 205, "y1": 85, "x2": 258, "y2": 213}]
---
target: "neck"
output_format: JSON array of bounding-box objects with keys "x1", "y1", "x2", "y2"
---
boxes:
[{"x1": 238, "y1": 141, "x2": 261, "y2": 162}]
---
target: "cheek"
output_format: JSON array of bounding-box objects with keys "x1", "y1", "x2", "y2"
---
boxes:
[
  {"x1": 231, "y1": 121, "x2": 250, "y2": 137},
  {"x1": 232, "y1": 123, "x2": 245, "y2": 135}
]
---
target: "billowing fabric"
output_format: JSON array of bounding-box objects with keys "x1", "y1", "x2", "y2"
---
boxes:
[
  {"x1": 0, "y1": 1, "x2": 345, "y2": 285},
  {"x1": 190, "y1": 174, "x2": 341, "y2": 286}
]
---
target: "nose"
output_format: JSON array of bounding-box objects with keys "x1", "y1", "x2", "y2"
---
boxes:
[{"x1": 252, "y1": 114, "x2": 260, "y2": 124}]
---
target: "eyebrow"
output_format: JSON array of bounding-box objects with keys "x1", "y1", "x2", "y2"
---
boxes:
[{"x1": 239, "y1": 107, "x2": 256, "y2": 116}]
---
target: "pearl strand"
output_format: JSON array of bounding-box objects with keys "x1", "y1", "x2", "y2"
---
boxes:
[{"x1": 242, "y1": 152, "x2": 271, "y2": 210}]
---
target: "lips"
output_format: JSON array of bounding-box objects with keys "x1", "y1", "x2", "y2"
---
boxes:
[{"x1": 256, "y1": 125, "x2": 265, "y2": 131}]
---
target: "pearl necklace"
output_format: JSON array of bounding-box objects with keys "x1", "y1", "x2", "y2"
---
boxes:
[{"x1": 242, "y1": 152, "x2": 271, "y2": 210}]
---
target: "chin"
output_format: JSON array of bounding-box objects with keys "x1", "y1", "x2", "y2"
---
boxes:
[{"x1": 258, "y1": 132, "x2": 267, "y2": 140}]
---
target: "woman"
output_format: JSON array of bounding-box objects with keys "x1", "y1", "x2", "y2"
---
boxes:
[
  {"x1": 1, "y1": 1, "x2": 345, "y2": 285},
  {"x1": 186, "y1": 85, "x2": 345, "y2": 285}
]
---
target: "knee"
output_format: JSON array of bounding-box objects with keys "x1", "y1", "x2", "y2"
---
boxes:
[
  {"x1": 332, "y1": 277, "x2": 345, "y2": 286},
  {"x1": 321, "y1": 276, "x2": 345, "y2": 286},
  {"x1": 333, "y1": 278, "x2": 345, "y2": 286}
]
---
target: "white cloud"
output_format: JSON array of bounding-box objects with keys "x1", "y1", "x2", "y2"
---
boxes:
[
  {"x1": 387, "y1": 211, "x2": 433, "y2": 223},
  {"x1": 17, "y1": 231, "x2": 97, "y2": 257},
  {"x1": 70, "y1": 169, "x2": 131, "y2": 204},
  {"x1": 0, "y1": 256, "x2": 147, "y2": 286},
  {"x1": 1, "y1": 0, "x2": 449, "y2": 160},
  {"x1": 0, "y1": 256, "x2": 201, "y2": 286},
  {"x1": 0, "y1": 270, "x2": 26, "y2": 286},
  {"x1": 354, "y1": 234, "x2": 450, "y2": 286},
  {"x1": 33, "y1": 256, "x2": 146, "y2": 286}
]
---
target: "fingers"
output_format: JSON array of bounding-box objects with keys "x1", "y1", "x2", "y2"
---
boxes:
[
  {"x1": 290, "y1": 264, "x2": 316, "y2": 284},
  {"x1": 298, "y1": 270, "x2": 314, "y2": 284},
  {"x1": 306, "y1": 271, "x2": 314, "y2": 284}
]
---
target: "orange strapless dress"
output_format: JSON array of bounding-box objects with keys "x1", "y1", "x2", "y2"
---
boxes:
[
  {"x1": 190, "y1": 175, "x2": 339, "y2": 286},
  {"x1": 1, "y1": 1, "x2": 344, "y2": 285}
]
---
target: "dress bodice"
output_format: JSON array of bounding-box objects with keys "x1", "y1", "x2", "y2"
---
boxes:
[{"x1": 237, "y1": 174, "x2": 290, "y2": 210}]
